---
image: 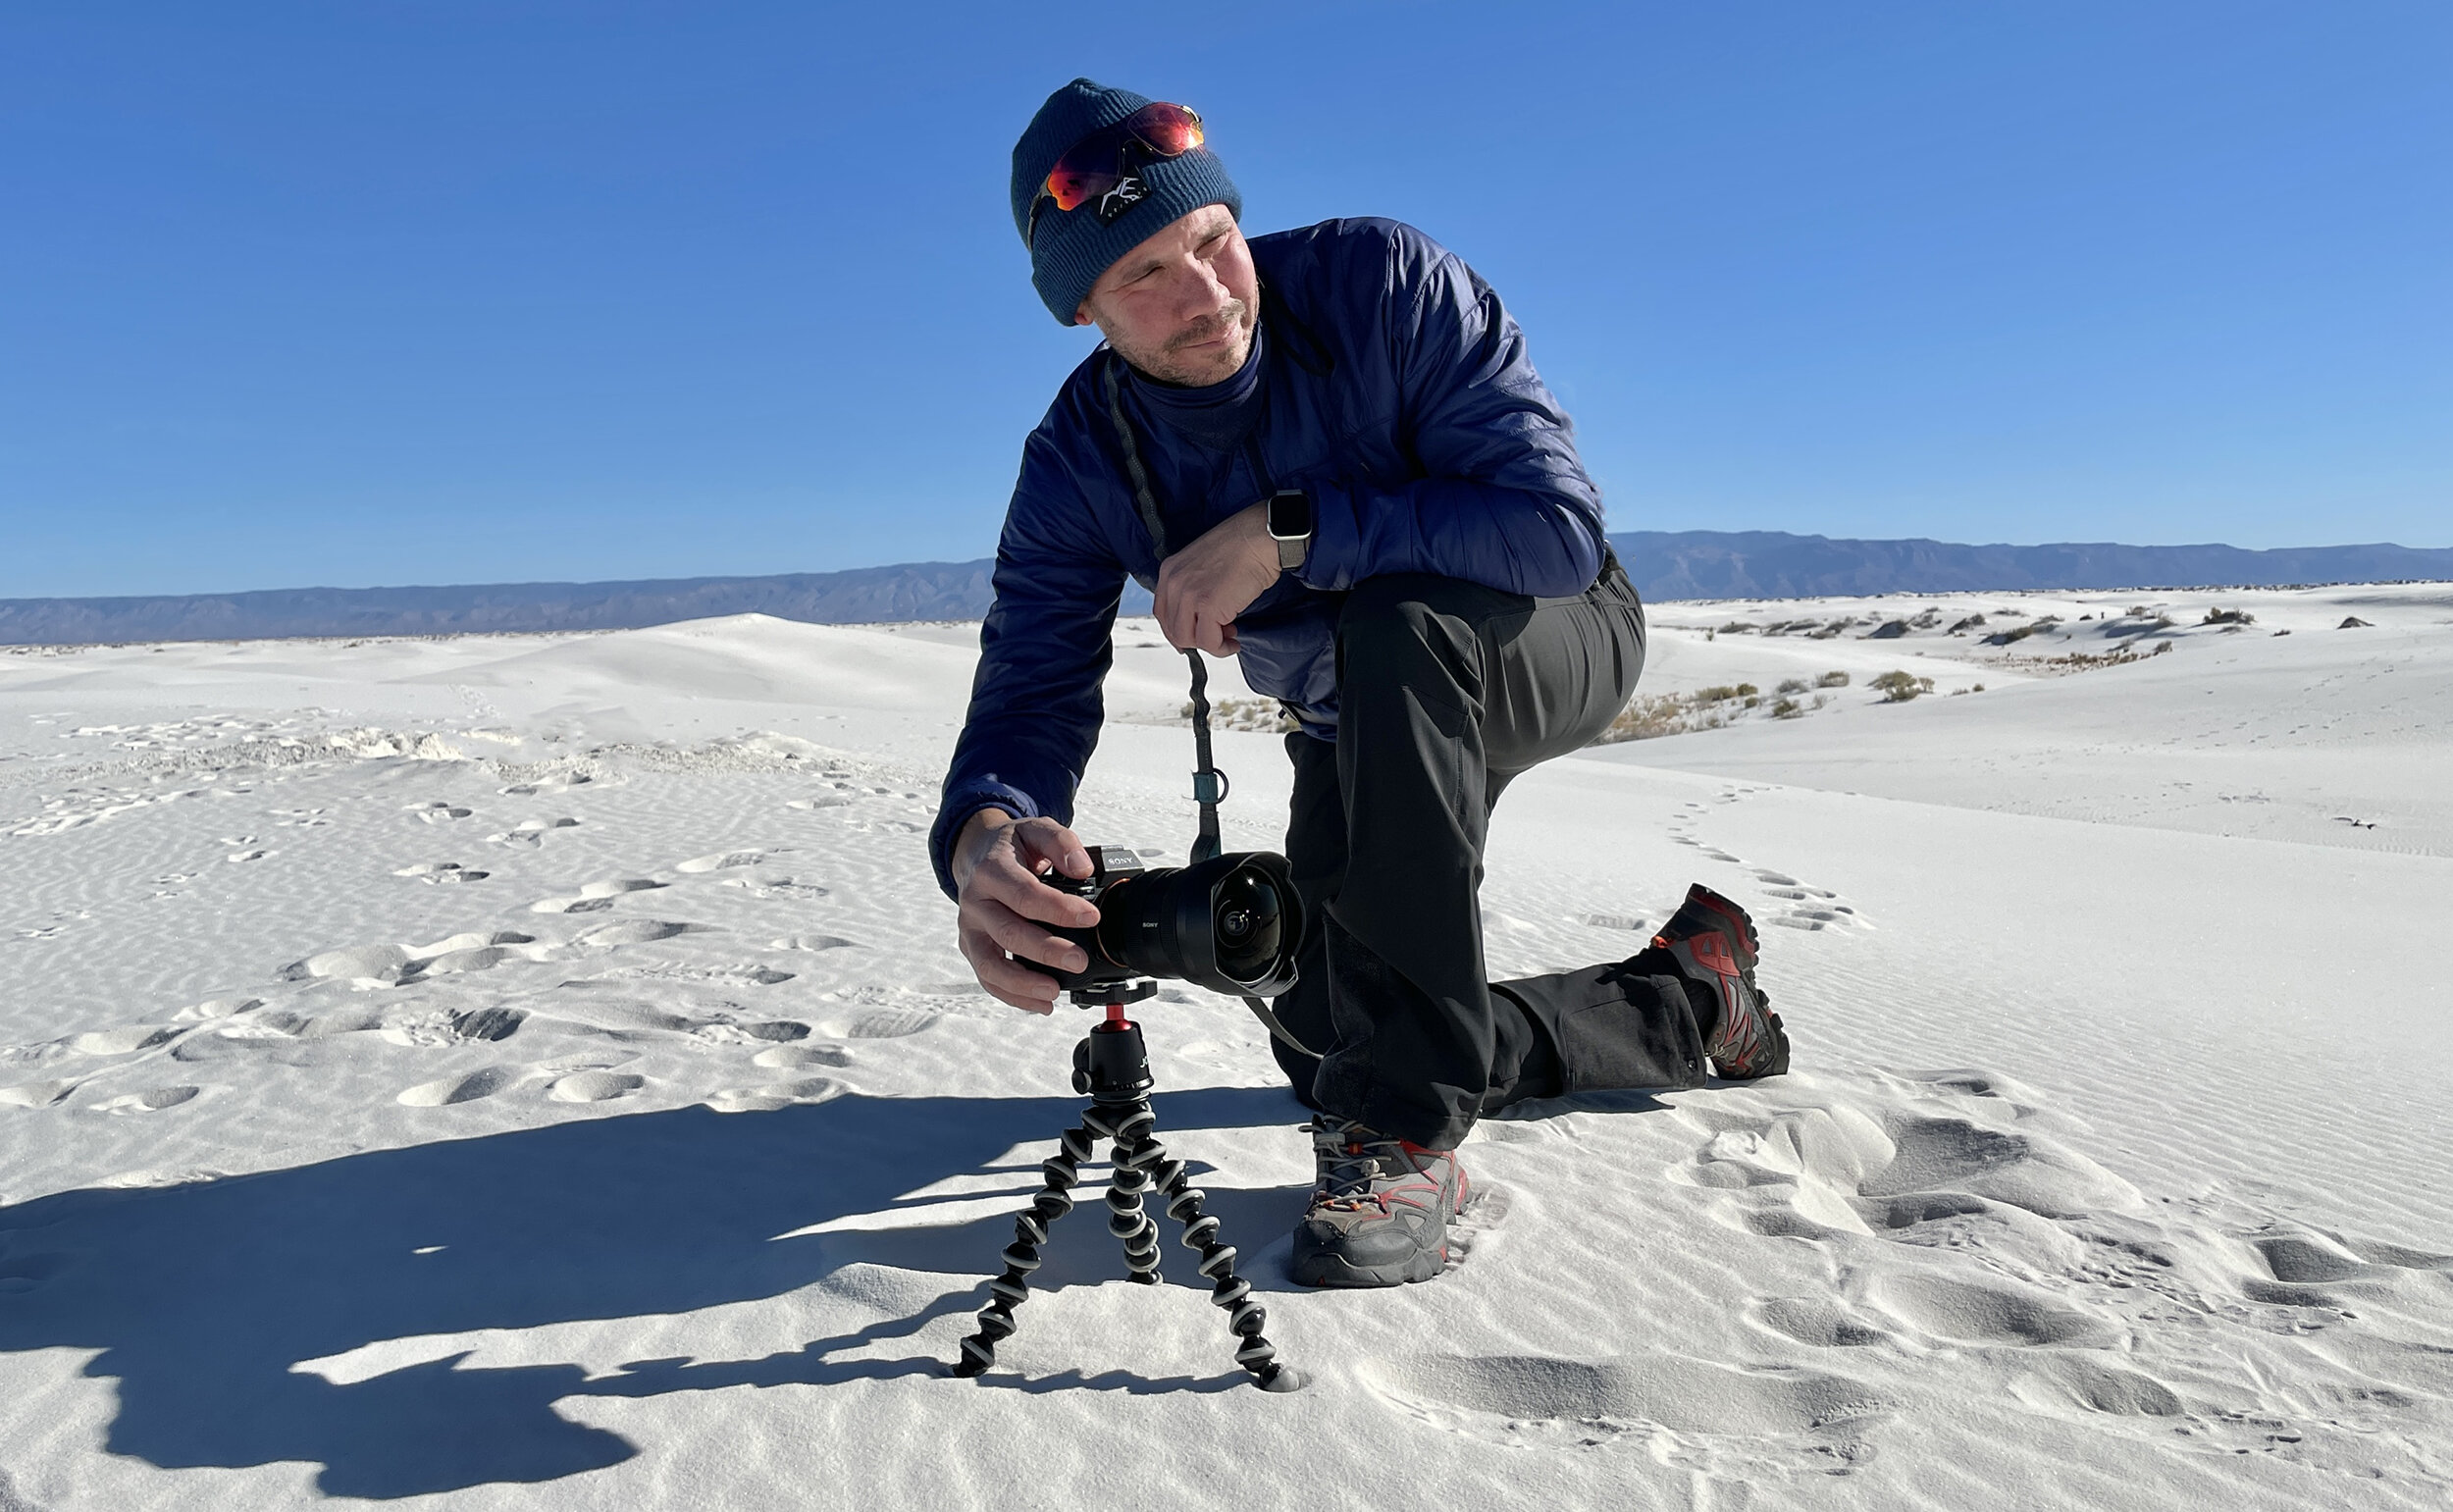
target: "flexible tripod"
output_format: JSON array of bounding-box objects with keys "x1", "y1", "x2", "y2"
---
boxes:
[{"x1": 951, "y1": 980, "x2": 1303, "y2": 1391}]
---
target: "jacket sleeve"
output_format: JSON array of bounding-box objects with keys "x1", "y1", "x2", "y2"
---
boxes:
[
  {"x1": 1296, "y1": 240, "x2": 1606, "y2": 599},
  {"x1": 927, "y1": 428, "x2": 1128, "y2": 901}
]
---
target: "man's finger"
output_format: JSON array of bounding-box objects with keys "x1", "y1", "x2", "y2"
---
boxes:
[
  {"x1": 960, "y1": 928, "x2": 1060, "y2": 1012},
  {"x1": 978, "y1": 906, "x2": 1089, "y2": 974},
  {"x1": 976, "y1": 862, "x2": 1100, "y2": 927},
  {"x1": 1013, "y1": 817, "x2": 1094, "y2": 879}
]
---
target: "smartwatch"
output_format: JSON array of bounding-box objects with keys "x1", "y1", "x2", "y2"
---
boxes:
[{"x1": 1266, "y1": 488, "x2": 1312, "y2": 572}]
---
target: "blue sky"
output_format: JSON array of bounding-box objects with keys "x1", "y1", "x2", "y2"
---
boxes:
[{"x1": 4, "y1": 1, "x2": 2447, "y2": 598}]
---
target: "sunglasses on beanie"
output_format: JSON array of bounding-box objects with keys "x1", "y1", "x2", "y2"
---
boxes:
[{"x1": 1023, "y1": 102, "x2": 1206, "y2": 248}]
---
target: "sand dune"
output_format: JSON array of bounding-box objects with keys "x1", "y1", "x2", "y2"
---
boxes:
[{"x1": 1, "y1": 589, "x2": 2446, "y2": 1508}]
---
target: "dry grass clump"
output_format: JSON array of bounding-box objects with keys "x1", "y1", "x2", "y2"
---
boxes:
[
  {"x1": 1594, "y1": 683, "x2": 1766, "y2": 743},
  {"x1": 1871, "y1": 670, "x2": 1935, "y2": 703},
  {"x1": 1815, "y1": 670, "x2": 1851, "y2": 688},
  {"x1": 1183, "y1": 697, "x2": 1298, "y2": 733},
  {"x1": 2202, "y1": 607, "x2": 2255, "y2": 627}
]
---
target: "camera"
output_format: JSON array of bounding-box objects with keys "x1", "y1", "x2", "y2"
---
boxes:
[{"x1": 1041, "y1": 846, "x2": 1304, "y2": 998}]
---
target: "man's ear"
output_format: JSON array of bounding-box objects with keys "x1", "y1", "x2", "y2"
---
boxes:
[{"x1": 1073, "y1": 303, "x2": 1096, "y2": 328}]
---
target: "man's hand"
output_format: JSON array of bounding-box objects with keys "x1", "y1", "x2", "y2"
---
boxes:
[
  {"x1": 1154, "y1": 501, "x2": 1280, "y2": 655},
  {"x1": 952, "y1": 808, "x2": 1102, "y2": 1014}
]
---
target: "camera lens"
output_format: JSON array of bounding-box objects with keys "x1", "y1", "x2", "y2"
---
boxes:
[
  {"x1": 1209, "y1": 867, "x2": 1283, "y2": 983},
  {"x1": 1046, "y1": 849, "x2": 1303, "y2": 998}
]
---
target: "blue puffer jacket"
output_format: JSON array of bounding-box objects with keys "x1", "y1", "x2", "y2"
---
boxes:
[{"x1": 929, "y1": 218, "x2": 1605, "y2": 899}]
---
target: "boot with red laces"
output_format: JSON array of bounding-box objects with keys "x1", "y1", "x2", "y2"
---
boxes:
[
  {"x1": 1289, "y1": 1116, "x2": 1470, "y2": 1287},
  {"x1": 1653, "y1": 882, "x2": 1789, "y2": 1079}
]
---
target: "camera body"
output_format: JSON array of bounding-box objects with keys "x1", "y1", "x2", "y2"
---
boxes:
[{"x1": 1043, "y1": 845, "x2": 1303, "y2": 999}]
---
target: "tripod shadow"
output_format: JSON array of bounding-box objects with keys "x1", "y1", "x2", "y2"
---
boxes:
[{"x1": 0, "y1": 1083, "x2": 1309, "y2": 1499}]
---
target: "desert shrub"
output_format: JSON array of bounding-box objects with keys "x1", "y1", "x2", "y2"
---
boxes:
[
  {"x1": 1594, "y1": 682, "x2": 1772, "y2": 743},
  {"x1": 1718, "y1": 621, "x2": 1758, "y2": 635},
  {"x1": 2202, "y1": 607, "x2": 2255, "y2": 626},
  {"x1": 1815, "y1": 670, "x2": 1851, "y2": 688},
  {"x1": 1185, "y1": 697, "x2": 1297, "y2": 733},
  {"x1": 1984, "y1": 623, "x2": 2037, "y2": 646},
  {"x1": 1870, "y1": 670, "x2": 1934, "y2": 703},
  {"x1": 1972, "y1": 682, "x2": 1985, "y2": 692},
  {"x1": 1776, "y1": 677, "x2": 1809, "y2": 695},
  {"x1": 1909, "y1": 607, "x2": 1944, "y2": 629},
  {"x1": 1867, "y1": 619, "x2": 1909, "y2": 640},
  {"x1": 1770, "y1": 697, "x2": 1802, "y2": 718}
]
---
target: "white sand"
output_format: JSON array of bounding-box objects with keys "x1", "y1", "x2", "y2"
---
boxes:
[{"x1": 1, "y1": 586, "x2": 2447, "y2": 1510}]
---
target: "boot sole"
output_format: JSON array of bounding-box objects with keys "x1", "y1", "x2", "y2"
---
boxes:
[{"x1": 1289, "y1": 1244, "x2": 1447, "y2": 1288}]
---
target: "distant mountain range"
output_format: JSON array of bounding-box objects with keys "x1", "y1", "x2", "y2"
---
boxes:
[{"x1": 5, "y1": 532, "x2": 2449, "y2": 646}]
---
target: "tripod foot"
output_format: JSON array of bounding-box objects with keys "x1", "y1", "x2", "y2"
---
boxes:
[{"x1": 1253, "y1": 1362, "x2": 1306, "y2": 1393}]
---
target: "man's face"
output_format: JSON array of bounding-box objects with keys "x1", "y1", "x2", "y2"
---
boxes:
[{"x1": 1074, "y1": 204, "x2": 1259, "y2": 388}]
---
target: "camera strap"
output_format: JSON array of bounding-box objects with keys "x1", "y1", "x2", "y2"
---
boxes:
[{"x1": 1103, "y1": 353, "x2": 1321, "y2": 1062}]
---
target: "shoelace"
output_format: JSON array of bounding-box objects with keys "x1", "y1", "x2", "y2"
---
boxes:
[{"x1": 1320, "y1": 1134, "x2": 1436, "y2": 1210}]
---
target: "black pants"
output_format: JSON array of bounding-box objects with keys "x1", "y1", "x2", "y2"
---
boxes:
[{"x1": 1267, "y1": 558, "x2": 1711, "y2": 1149}]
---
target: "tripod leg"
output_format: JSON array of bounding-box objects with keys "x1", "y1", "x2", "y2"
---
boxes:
[
  {"x1": 1134, "y1": 1124, "x2": 1306, "y2": 1392},
  {"x1": 1089, "y1": 1102, "x2": 1165, "y2": 1284},
  {"x1": 951, "y1": 1121, "x2": 1093, "y2": 1379}
]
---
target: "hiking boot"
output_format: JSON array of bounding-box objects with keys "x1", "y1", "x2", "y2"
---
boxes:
[
  {"x1": 1290, "y1": 1116, "x2": 1469, "y2": 1287},
  {"x1": 1653, "y1": 883, "x2": 1789, "y2": 1079}
]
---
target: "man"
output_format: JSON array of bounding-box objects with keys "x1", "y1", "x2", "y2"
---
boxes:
[{"x1": 930, "y1": 79, "x2": 1788, "y2": 1288}]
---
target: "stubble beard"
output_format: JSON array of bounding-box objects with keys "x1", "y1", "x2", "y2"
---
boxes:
[{"x1": 1112, "y1": 297, "x2": 1257, "y2": 389}]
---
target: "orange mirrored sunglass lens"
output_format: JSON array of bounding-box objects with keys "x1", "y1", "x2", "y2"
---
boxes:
[{"x1": 1038, "y1": 104, "x2": 1204, "y2": 212}]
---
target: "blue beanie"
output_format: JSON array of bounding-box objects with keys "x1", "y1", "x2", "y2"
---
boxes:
[{"x1": 1012, "y1": 78, "x2": 1243, "y2": 326}]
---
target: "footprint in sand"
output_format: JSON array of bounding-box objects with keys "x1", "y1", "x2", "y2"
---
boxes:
[
  {"x1": 531, "y1": 879, "x2": 666, "y2": 913},
  {"x1": 446, "y1": 1007, "x2": 526, "y2": 1043},
  {"x1": 1574, "y1": 912, "x2": 1649, "y2": 933},
  {"x1": 397, "y1": 1068, "x2": 515, "y2": 1107},
  {"x1": 691, "y1": 1019, "x2": 811, "y2": 1046},
  {"x1": 1865, "y1": 1271, "x2": 2106, "y2": 1347},
  {"x1": 393, "y1": 861, "x2": 490, "y2": 885},
  {"x1": 828, "y1": 1009, "x2": 939, "y2": 1039},
  {"x1": 406, "y1": 802, "x2": 473, "y2": 823},
  {"x1": 754, "y1": 1043, "x2": 854, "y2": 1070},
  {"x1": 1361, "y1": 1350, "x2": 1893, "y2": 1467},
  {"x1": 705, "y1": 1077, "x2": 844, "y2": 1115},
  {"x1": 487, "y1": 817, "x2": 579, "y2": 846},
  {"x1": 676, "y1": 849, "x2": 765, "y2": 873},
  {"x1": 574, "y1": 919, "x2": 695, "y2": 949},
  {"x1": 547, "y1": 1069, "x2": 645, "y2": 1103},
  {"x1": 1749, "y1": 1296, "x2": 1891, "y2": 1348},
  {"x1": 769, "y1": 934, "x2": 861, "y2": 952},
  {"x1": 91, "y1": 1085, "x2": 202, "y2": 1115},
  {"x1": 66, "y1": 1026, "x2": 182, "y2": 1057},
  {"x1": 172, "y1": 997, "x2": 263, "y2": 1022},
  {"x1": 0, "y1": 1079, "x2": 79, "y2": 1109}
]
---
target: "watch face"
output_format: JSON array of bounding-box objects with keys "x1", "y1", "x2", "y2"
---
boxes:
[{"x1": 1269, "y1": 491, "x2": 1312, "y2": 540}]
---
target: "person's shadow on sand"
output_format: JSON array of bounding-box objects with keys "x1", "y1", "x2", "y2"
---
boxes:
[{"x1": 0, "y1": 1084, "x2": 1316, "y2": 1498}]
